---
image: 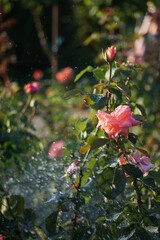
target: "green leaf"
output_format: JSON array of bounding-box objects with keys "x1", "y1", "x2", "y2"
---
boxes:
[
  {"x1": 98, "y1": 168, "x2": 125, "y2": 199},
  {"x1": 74, "y1": 66, "x2": 93, "y2": 82},
  {"x1": 142, "y1": 178, "x2": 158, "y2": 190},
  {"x1": 35, "y1": 226, "x2": 47, "y2": 240},
  {"x1": 112, "y1": 169, "x2": 126, "y2": 197},
  {"x1": 95, "y1": 216, "x2": 106, "y2": 223},
  {"x1": 75, "y1": 118, "x2": 88, "y2": 132},
  {"x1": 136, "y1": 147, "x2": 150, "y2": 157},
  {"x1": 110, "y1": 87, "x2": 122, "y2": 101},
  {"x1": 81, "y1": 171, "x2": 91, "y2": 186},
  {"x1": 119, "y1": 229, "x2": 136, "y2": 240},
  {"x1": 9, "y1": 195, "x2": 24, "y2": 216},
  {"x1": 87, "y1": 158, "x2": 97, "y2": 170},
  {"x1": 93, "y1": 65, "x2": 109, "y2": 80},
  {"x1": 136, "y1": 104, "x2": 146, "y2": 117},
  {"x1": 84, "y1": 94, "x2": 105, "y2": 110},
  {"x1": 106, "y1": 212, "x2": 121, "y2": 222},
  {"x1": 24, "y1": 208, "x2": 36, "y2": 225},
  {"x1": 64, "y1": 89, "x2": 87, "y2": 99},
  {"x1": 90, "y1": 94, "x2": 103, "y2": 102},
  {"x1": 80, "y1": 144, "x2": 90, "y2": 154},
  {"x1": 91, "y1": 98, "x2": 105, "y2": 110},
  {"x1": 123, "y1": 164, "x2": 143, "y2": 178},
  {"x1": 90, "y1": 138, "x2": 109, "y2": 150},
  {"x1": 135, "y1": 227, "x2": 152, "y2": 239},
  {"x1": 148, "y1": 170, "x2": 160, "y2": 184},
  {"x1": 128, "y1": 133, "x2": 138, "y2": 145},
  {"x1": 116, "y1": 84, "x2": 131, "y2": 100},
  {"x1": 45, "y1": 211, "x2": 58, "y2": 235}
]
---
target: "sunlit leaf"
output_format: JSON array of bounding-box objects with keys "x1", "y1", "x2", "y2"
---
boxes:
[
  {"x1": 75, "y1": 118, "x2": 88, "y2": 132},
  {"x1": 74, "y1": 66, "x2": 93, "y2": 82},
  {"x1": 87, "y1": 158, "x2": 97, "y2": 170},
  {"x1": 80, "y1": 144, "x2": 90, "y2": 154},
  {"x1": 136, "y1": 104, "x2": 146, "y2": 117},
  {"x1": 93, "y1": 65, "x2": 109, "y2": 80},
  {"x1": 106, "y1": 212, "x2": 121, "y2": 222},
  {"x1": 35, "y1": 226, "x2": 47, "y2": 240}
]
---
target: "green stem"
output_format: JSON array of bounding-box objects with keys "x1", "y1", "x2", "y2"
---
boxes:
[
  {"x1": 21, "y1": 94, "x2": 31, "y2": 114},
  {"x1": 71, "y1": 129, "x2": 98, "y2": 239},
  {"x1": 106, "y1": 62, "x2": 112, "y2": 112},
  {"x1": 133, "y1": 179, "x2": 142, "y2": 214}
]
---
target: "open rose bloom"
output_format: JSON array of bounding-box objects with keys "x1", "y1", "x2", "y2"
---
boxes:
[
  {"x1": 127, "y1": 150, "x2": 154, "y2": 174},
  {"x1": 48, "y1": 140, "x2": 64, "y2": 159},
  {"x1": 24, "y1": 82, "x2": 40, "y2": 94},
  {"x1": 97, "y1": 105, "x2": 140, "y2": 141}
]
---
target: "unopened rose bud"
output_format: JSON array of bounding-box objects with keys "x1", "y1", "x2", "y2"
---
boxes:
[{"x1": 106, "y1": 46, "x2": 116, "y2": 62}]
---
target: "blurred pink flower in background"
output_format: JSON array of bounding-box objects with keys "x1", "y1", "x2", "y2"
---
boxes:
[
  {"x1": 67, "y1": 160, "x2": 78, "y2": 175},
  {"x1": 106, "y1": 46, "x2": 116, "y2": 62},
  {"x1": 24, "y1": 82, "x2": 40, "y2": 94},
  {"x1": 97, "y1": 105, "x2": 140, "y2": 141},
  {"x1": 48, "y1": 140, "x2": 64, "y2": 159},
  {"x1": 0, "y1": 234, "x2": 3, "y2": 240},
  {"x1": 127, "y1": 150, "x2": 154, "y2": 174},
  {"x1": 56, "y1": 67, "x2": 73, "y2": 84},
  {"x1": 33, "y1": 69, "x2": 43, "y2": 80}
]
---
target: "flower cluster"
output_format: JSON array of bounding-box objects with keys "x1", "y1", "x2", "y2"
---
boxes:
[
  {"x1": 97, "y1": 105, "x2": 140, "y2": 141},
  {"x1": 24, "y1": 82, "x2": 40, "y2": 94}
]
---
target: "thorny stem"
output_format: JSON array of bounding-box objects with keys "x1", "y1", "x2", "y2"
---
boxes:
[
  {"x1": 133, "y1": 179, "x2": 142, "y2": 214},
  {"x1": 71, "y1": 129, "x2": 98, "y2": 239},
  {"x1": 106, "y1": 62, "x2": 112, "y2": 112}
]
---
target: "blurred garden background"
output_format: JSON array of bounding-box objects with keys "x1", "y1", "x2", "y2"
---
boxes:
[{"x1": 0, "y1": 0, "x2": 160, "y2": 239}]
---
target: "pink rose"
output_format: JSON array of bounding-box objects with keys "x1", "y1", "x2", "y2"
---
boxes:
[
  {"x1": 97, "y1": 110, "x2": 120, "y2": 140},
  {"x1": 67, "y1": 160, "x2": 78, "y2": 175},
  {"x1": 0, "y1": 234, "x2": 3, "y2": 240},
  {"x1": 106, "y1": 46, "x2": 116, "y2": 62},
  {"x1": 56, "y1": 67, "x2": 73, "y2": 84},
  {"x1": 112, "y1": 105, "x2": 140, "y2": 137},
  {"x1": 24, "y1": 82, "x2": 40, "y2": 94},
  {"x1": 97, "y1": 105, "x2": 140, "y2": 141},
  {"x1": 48, "y1": 140, "x2": 64, "y2": 159},
  {"x1": 127, "y1": 151, "x2": 154, "y2": 174}
]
